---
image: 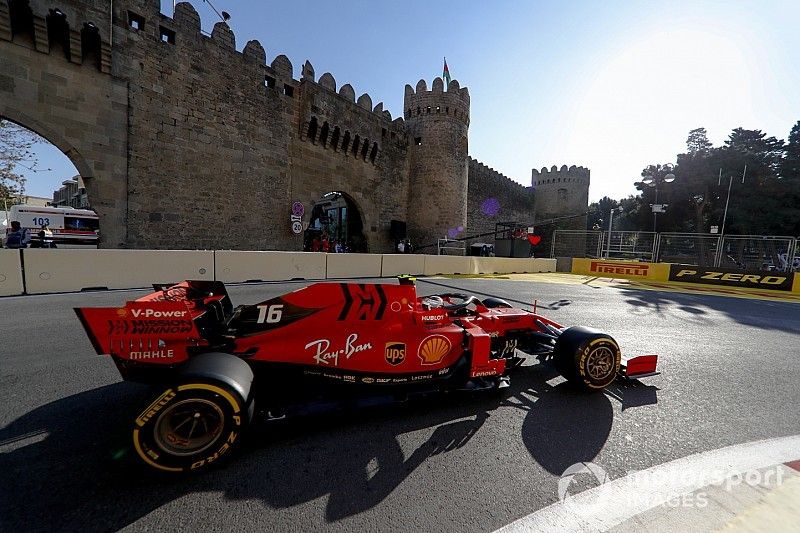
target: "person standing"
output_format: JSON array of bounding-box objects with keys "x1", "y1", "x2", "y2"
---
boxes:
[
  {"x1": 41, "y1": 224, "x2": 55, "y2": 248},
  {"x1": 4, "y1": 221, "x2": 26, "y2": 248}
]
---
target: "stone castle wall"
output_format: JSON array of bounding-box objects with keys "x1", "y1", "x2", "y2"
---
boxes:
[
  {"x1": 467, "y1": 157, "x2": 534, "y2": 242},
  {"x1": 0, "y1": 0, "x2": 590, "y2": 252}
]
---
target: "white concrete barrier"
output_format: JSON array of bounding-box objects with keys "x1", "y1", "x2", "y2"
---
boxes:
[
  {"x1": 326, "y1": 253, "x2": 382, "y2": 279},
  {"x1": 532, "y1": 258, "x2": 557, "y2": 272},
  {"x1": 470, "y1": 257, "x2": 557, "y2": 274},
  {"x1": 0, "y1": 249, "x2": 25, "y2": 296},
  {"x1": 423, "y1": 255, "x2": 472, "y2": 275},
  {"x1": 22, "y1": 249, "x2": 214, "y2": 294},
  {"x1": 215, "y1": 251, "x2": 326, "y2": 282},
  {"x1": 380, "y1": 254, "x2": 426, "y2": 277}
]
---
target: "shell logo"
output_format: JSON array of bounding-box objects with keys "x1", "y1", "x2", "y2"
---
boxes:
[
  {"x1": 418, "y1": 335, "x2": 452, "y2": 365},
  {"x1": 116, "y1": 308, "x2": 128, "y2": 318}
]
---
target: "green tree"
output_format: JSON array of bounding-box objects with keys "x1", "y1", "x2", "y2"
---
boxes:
[
  {"x1": 587, "y1": 196, "x2": 620, "y2": 230},
  {"x1": 781, "y1": 120, "x2": 800, "y2": 179},
  {"x1": 713, "y1": 128, "x2": 785, "y2": 235},
  {"x1": 686, "y1": 127, "x2": 712, "y2": 155},
  {"x1": 0, "y1": 119, "x2": 44, "y2": 205}
]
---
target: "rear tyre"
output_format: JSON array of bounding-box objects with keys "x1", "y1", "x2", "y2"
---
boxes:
[
  {"x1": 131, "y1": 352, "x2": 254, "y2": 473},
  {"x1": 554, "y1": 327, "x2": 621, "y2": 391},
  {"x1": 132, "y1": 382, "x2": 247, "y2": 473}
]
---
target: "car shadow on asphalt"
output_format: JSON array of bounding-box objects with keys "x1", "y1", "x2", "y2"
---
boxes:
[
  {"x1": 0, "y1": 365, "x2": 650, "y2": 530},
  {"x1": 619, "y1": 286, "x2": 800, "y2": 334}
]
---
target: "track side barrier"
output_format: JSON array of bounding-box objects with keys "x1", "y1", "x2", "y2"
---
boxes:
[
  {"x1": 381, "y1": 254, "x2": 425, "y2": 277},
  {"x1": 326, "y1": 253, "x2": 382, "y2": 279},
  {"x1": 532, "y1": 258, "x2": 557, "y2": 272},
  {"x1": 22, "y1": 249, "x2": 214, "y2": 294},
  {"x1": 215, "y1": 251, "x2": 326, "y2": 282},
  {"x1": 471, "y1": 257, "x2": 510, "y2": 274},
  {"x1": 0, "y1": 249, "x2": 25, "y2": 296},
  {"x1": 470, "y1": 257, "x2": 557, "y2": 274},
  {"x1": 423, "y1": 255, "x2": 472, "y2": 276},
  {"x1": 571, "y1": 258, "x2": 669, "y2": 282}
]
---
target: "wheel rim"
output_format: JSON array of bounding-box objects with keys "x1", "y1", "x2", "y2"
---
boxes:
[
  {"x1": 586, "y1": 346, "x2": 616, "y2": 380},
  {"x1": 153, "y1": 398, "x2": 225, "y2": 456}
]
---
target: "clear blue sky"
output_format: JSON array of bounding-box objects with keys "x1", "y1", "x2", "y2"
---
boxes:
[{"x1": 22, "y1": 0, "x2": 800, "y2": 202}]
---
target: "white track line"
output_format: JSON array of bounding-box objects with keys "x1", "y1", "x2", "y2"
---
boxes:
[{"x1": 496, "y1": 434, "x2": 800, "y2": 533}]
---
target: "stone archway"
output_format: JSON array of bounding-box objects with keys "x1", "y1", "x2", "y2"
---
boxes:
[
  {"x1": 304, "y1": 191, "x2": 369, "y2": 253},
  {"x1": 0, "y1": 4, "x2": 128, "y2": 247},
  {"x1": 1, "y1": 112, "x2": 92, "y2": 182}
]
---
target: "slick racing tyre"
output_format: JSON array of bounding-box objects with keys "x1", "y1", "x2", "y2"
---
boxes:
[
  {"x1": 132, "y1": 381, "x2": 248, "y2": 473},
  {"x1": 554, "y1": 326, "x2": 621, "y2": 391}
]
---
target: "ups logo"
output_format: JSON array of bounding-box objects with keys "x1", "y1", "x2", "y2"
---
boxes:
[{"x1": 384, "y1": 342, "x2": 406, "y2": 366}]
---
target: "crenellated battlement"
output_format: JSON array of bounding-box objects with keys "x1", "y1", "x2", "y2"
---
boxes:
[
  {"x1": 403, "y1": 77, "x2": 470, "y2": 126},
  {"x1": 303, "y1": 62, "x2": 403, "y2": 126},
  {"x1": 0, "y1": 0, "x2": 112, "y2": 72},
  {"x1": 469, "y1": 157, "x2": 529, "y2": 193},
  {"x1": 531, "y1": 164, "x2": 590, "y2": 187}
]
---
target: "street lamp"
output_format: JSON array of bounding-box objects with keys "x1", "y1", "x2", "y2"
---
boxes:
[
  {"x1": 606, "y1": 206, "x2": 624, "y2": 258},
  {"x1": 636, "y1": 172, "x2": 676, "y2": 233}
]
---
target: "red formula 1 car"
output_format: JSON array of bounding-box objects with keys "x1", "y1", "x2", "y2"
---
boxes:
[{"x1": 76, "y1": 278, "x2": 657, "y2": 472}]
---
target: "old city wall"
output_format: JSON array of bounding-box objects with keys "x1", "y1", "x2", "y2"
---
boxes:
[
  {"x1": 0, "y1": 0, "x2": 128, "y2": 246},
  {"x1": 1, "y1": 0, "x2": 413, "y2": 250},
  {"x1": 466, "y1": 157, "x2": 534, "y2": 241},
  {"x1": 289, "y1": 69, "x2": 409, "y2": 253},
  {"x1": 1, "y1": 0, "x2": 591, "y2": 252},
  {"x1": 115, "y1": 1, "x2": 300, "y2": 249}
]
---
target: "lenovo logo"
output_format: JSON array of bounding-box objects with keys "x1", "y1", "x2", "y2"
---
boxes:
[{"x1": 590, "y1": 261, "x2": 649, "y2": 277}]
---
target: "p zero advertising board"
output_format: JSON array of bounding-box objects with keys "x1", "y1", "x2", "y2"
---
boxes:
[{"x1": 668, "y1": 265, "x2": 794, "y2": 292}]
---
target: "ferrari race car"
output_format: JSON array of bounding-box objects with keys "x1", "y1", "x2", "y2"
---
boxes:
[{"x1": 76, "y1": 278, "x2": 658, "y2": 473}]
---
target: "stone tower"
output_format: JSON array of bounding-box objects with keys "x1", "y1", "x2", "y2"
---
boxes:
[
  {"x1": 531, "y1": 165, "x2": 591, "y2": 229},
  {"x1": 404, "y1": 77, "x2": 471, "y2": 249}
]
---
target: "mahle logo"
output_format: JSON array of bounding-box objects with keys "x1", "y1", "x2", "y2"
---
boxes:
[{"x1": 384, "y1": 342, "x2": 406, "y2": 365}]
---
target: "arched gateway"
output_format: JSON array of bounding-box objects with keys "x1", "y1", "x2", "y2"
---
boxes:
[{"x1": 1, "y1": 1, "x2": 127, "y2": 247}]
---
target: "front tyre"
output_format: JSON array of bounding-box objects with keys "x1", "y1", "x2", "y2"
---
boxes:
[
  {"x1": 554, "y1": 326, "x2": 621, "y2": 391},
  {"x1": 132, "y1": 382, "x2": 247, "y2": 473}
]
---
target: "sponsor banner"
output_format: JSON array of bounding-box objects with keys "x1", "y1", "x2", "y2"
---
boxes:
[
  {"x1": 571, "y1": 258, "x2": 669, "y2": 282},
  {"x1": 794, "y1": 274, "x2": 800, "y2": 294},
  {"x1": 668, "y1": 265, "x2": 794, "y2": 291}
]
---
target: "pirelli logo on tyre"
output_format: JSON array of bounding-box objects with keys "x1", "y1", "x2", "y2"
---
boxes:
[
  {"x1": 668, "y1": 265, "x2": 793, "y2": 291},
  {"x1": 589, "y1": 260, "x2": 649, "y2": 277}
]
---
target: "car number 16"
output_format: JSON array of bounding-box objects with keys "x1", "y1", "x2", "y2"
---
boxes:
[{"x1": 256, "y1": 304, "x2": 284, "y2": 324}]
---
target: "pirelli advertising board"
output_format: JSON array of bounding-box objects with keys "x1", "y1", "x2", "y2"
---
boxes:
[
  {"x1": 668, "y1": 265, "x2": 794, "y2": 291},
  {"x1": 571, "y1": 258, "x2": 670, "y2": 281}
]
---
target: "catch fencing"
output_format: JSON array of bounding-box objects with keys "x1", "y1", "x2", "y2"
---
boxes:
[{"x1": 552, "y1": 230, "x2": 799, "y2": 272}]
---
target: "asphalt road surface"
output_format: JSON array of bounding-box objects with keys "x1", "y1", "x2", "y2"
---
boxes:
[{"x1": 1, "y1": 276, "x2": 799, "y2": 532}]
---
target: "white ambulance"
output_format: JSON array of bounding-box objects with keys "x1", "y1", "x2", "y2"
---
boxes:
[{"x1": 2, "y1": 204, "x2": 99, "y2": 248}]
